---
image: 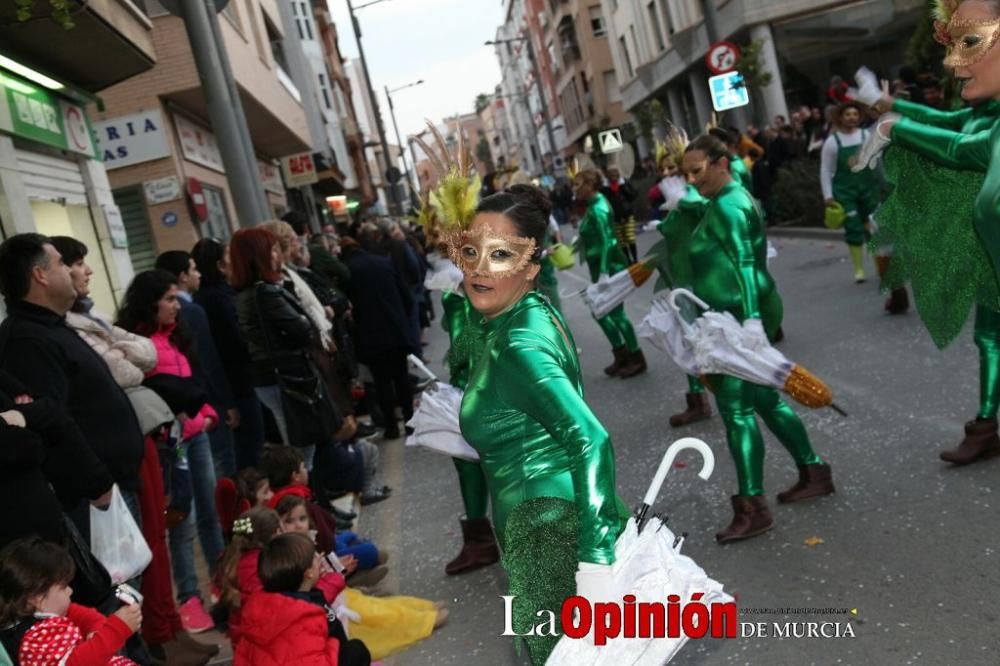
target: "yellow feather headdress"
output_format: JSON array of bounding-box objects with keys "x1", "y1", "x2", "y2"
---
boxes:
[
  {"x1": 663, "y1": 124, "x2": 689, "y2": 169},
  {"x1": 932, "y1": 0, "x2": 960, "y2": 23},
  {"x1": 703, "y1": 112, "x2": 719, "y2": 133},
  {"x1": 412, "y1": 120, "x2": 481, "y2": 233},
  {"x1": 653, "y1": 140, "x2": 667, "y2": 169}
]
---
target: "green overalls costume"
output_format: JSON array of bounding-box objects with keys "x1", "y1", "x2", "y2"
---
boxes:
[
  {"x1": 578, "y1": 192, "x2": 640, "y2": 353},
  {"x1": 832, "y1": 129, "x2": 881, "y2": 249},
  {"x1": 688, "y1": 179, "x2": 828, "y2": 537},
  {"x1": 536, "y1": 226, "x2": 562, "y2": 313},
  {"x1": 460, "y1": 291, "x2": 628, "y2": 663},
  {"x1": 880, "y1": 105, "x2": 1000, "y2": 462},
  {"x1": 729, "y1": 153, "x2": 754, "y2": 192},
  {"x1": 656, "y1": 186, "x2": 712, "y2": 402}
]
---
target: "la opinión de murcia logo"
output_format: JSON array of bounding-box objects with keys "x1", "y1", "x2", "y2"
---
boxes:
[{"x1": 501, "y1": 595, "x2": 857, "y2": 643}]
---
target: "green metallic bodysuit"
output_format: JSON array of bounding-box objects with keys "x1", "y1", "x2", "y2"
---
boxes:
[
  {"x1": 886, "y1": 103, "x2": 1000, "y2": 419},
  {"x1": 441, "y1": 291, "x2": 490, "y2": 519},
  {"x1": 657, "y1": 185, "x2": 709, "y2": 394},
  {"x1": 459, "y1": 290, "x2": 627, "y2": 663},
  {"x1": 688, "y1": 180, "x2": 822, "y2": 496},
  {"x1": 578, "y1": 192, "x2": 640, "y2": 353},
  {"x1": 536, "y1": 225, "x2": 562, "y2": 313}
]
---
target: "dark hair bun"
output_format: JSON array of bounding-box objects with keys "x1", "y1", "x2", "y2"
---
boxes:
[{"x1": 506, "y1": 184, "x2": 553, "y2": 219}]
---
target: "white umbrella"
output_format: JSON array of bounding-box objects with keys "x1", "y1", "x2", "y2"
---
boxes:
[
  {"x1": 647, "y1": 289, "x2": 845, "y2": 414},
  {"x1": 404, "y1": 382, "x2": 480, "y2": 462},
  {"x1": 583, "y1": 262, "x2": 655, "y2": 319},
  {"x1": 546, "y1": 438, "x2": 733, "y2": 666},
  {"x1": 637, "y1": 294, "x2": 701, "y2": 376}
]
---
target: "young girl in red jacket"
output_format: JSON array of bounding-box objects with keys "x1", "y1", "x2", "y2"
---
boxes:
[
  {"x1": 217, "y1": 506, "x2": 281, "y2": 647},
  {"x1": 0, "y1": 537, "x2": 143, "y2": 666},
  {"x1": 234, "y1": 533, "x2": 370, "y2": 666}
]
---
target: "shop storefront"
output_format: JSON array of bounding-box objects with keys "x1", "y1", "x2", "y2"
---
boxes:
[{"x1": 0, "y1": 69, "x2": 131, "y2": 313}]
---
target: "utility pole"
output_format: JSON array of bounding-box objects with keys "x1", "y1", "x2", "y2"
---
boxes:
[
  {"x1": 521, "y1": 36, "x2": 559, "y2": 173},
  {"x1": 176, "y1": 0, "x2": 268, "y2": 226},
  {"x1": 203, "y1": 0, "x2": 271, "y2": 222},
  {"x1": 386, "y1": 84, "x2": 421, "y2": 210},
  {"x1": 346, "y1": 0, "x2": 400, "y2": 216}
]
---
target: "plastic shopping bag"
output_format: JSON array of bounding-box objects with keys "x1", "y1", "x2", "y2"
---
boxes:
[{"x1": 90, "y1": 484, "x2": 152, "y2": 585}]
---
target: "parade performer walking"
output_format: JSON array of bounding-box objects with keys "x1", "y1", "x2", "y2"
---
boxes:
[
  {"x1": 438, "y1": 174, "x2": 627, "y2": 663},
  {"x1": 820, "y1": 101, "x2": 882, "y2": 282},
  {"x1": 851, "y1": 0, "x2": 1000, "y2": 464},
  {"x1": 653, "y1": 133, "x2": 713, "y2": 427},
  {"x1": 574, "y1": 169, "x2": 647, "y2": 378},
  {"x1": 682, "y1": 134, "x2": 834, "y2": 542}
]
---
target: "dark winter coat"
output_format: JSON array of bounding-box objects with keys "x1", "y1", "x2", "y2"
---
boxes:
[
  {"x1": 195, "y1": 282, "x2": 255, "y2": 398},
  {"x1": 342, "y1": 247, "x2": 418, "y2": 362},
  {"x1": 0, "y1": 301, "x2": 142, "y2": 491},
  {"x1": 235, "y1": 282, "x2": 315, "y2": 386}
]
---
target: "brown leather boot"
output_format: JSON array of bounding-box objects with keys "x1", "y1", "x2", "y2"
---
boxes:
[
  {"x1": 669, "y1": 392, "x2": 712, "y2": 427},
  {"x1": 445, "y1": 518, "x2": 500, "y2": 575},
  {"x1": 940, "y1": 419, "x2": 1000, "y2": 465},
  {"x1": 884, "y1": 287, "x2": 909, "y2": 315},
  {"x1": 777, "y1": 463, "x2": 835, "y2": 503},
  {"x1": 604, "y1": 347, "x2": 627, "y2": 376},
  {"x1": 716, "y1": 495, "x2": 773, "y2": 543},
  {"x1": 617, "y1": 349, "x2": 648, "y2": 379}
]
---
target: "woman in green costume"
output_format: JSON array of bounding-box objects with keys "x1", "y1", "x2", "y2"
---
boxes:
[
  {"x1": 681, "y1": 134, "x2": 835, "y2": 543},
  {"x1": 851, "y1": 0, "x2": 1000, "y2": 464},
  {"x1": 453, "y1": 185, "x2": 628, "y2": 663},
  {"x1": 653, "y1": 136, "x2": 714, "y2": 427},
  {"x1": 573, "y1": 169, "x2": 647, "y2": 378},
  {"x1": 535, "y1": 215, "x2": 563, "y2": 313},
  {"x1": 439, "y1": 283, "x2": 502, "y2": 574}
]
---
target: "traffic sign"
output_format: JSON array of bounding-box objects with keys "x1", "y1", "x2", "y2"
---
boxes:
[
  {"x1": 598, "y1": 128, "x2": 624, "y2": 154},
  {"x1": 705, "y1": 41, "x2": 740, "y2": 75},
  {"x1": 708, "y1": 72, "x2": 749, "y2": 112},
  {"x1": 385, "y1": 166, "x2": 402, "y2": 184}
]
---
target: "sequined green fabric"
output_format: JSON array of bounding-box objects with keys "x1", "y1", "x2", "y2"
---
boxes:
[
  {"x1": 503, "y1": 497, "x2": 579, "y2": 665},
  {"x1": 873, "y1": 147, "x2": 1000, "y2": 348}
]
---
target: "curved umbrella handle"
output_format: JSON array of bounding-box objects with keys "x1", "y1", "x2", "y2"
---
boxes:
[
  {"x1": 642, "y1": 437, "x2": 715, "y2": 507},
  {"x1": 668, "y1": 288, "x2": 711, "y2": 313}
]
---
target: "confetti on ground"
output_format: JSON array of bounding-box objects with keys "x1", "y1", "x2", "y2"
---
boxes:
[{"x1": 804, "y1": 536, "x2": 825, "y2": 546}]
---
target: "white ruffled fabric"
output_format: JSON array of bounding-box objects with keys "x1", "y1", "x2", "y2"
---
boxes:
[{"x1": 405, "y1": 383, "x2": 480, "y2": 462}]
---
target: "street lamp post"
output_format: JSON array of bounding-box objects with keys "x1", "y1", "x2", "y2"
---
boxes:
[
  {"x1": 346, "y1": 0, "x2": 401, "y2": 215},
  {"x1": 385, "y1": 80, "x2": 424, "y2": 210},
  {"x1": 486, "y1": 35, "x2": 559, "y2": 174}
]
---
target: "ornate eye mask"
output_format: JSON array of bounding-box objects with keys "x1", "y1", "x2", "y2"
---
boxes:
[
  {"x1": 936, "y1": 17, "x2": 1000, "y2": 67},
  {"x1": 448, "y1": 227, "x2": 537, "y2": 278}
]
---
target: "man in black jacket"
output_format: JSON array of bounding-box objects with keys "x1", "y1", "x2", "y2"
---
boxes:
[{"x1": 0, "y1": 233, "x2": 142, "y2": 531}]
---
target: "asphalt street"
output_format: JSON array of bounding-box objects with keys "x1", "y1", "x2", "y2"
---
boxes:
[{"x1": 365, "y1": 229, "x2": 1000, "y2": 666}]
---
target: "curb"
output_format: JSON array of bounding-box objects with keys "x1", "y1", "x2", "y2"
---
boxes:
[{"x1": 767, "y1": 226, "x2": 841, "y2": 241}]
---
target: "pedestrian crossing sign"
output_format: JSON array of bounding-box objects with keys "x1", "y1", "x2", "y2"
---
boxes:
[
  {"x1": 599, "y1": 128, "x2": 624, "y2": 154},
  {"x1": 708, "y1": 72, "x2": 749, "y2": 112}
]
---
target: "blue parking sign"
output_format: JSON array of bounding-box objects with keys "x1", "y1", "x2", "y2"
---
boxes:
[{"x1": 708, "y1": 72, "x2": 749, "y2": 112}]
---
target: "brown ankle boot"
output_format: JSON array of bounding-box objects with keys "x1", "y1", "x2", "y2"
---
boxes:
[
  {"x1": 604, "y1": 347, "x2": 627, "y2": 376},
  {"x1": 716, "y1": 495, "x2": 773, "y2": 543},
  {"x1": 884, "y1": 287, "x2": 909, "y2": 315},
  {"x1": 777, "y1": 463, "x2": 835, "y2": 503},
  {"x1": 445, "y1": 518, "x2": 500, "y2": 575},
  {"x1": 669, "y1": 392, "x2": 712, "y2": 427},
  {"x1": 940, "y1": 419, "x2": 1000, "y2": 465},
  {"x1": 617, "y1": 349, "x2": 647, "y2": 379}
]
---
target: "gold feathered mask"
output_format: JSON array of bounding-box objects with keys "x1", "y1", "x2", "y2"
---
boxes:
[{"x1": 412, "y1": 120, "x2": 481, "y2": 233}]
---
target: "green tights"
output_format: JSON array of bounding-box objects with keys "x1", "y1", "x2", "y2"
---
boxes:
[
  {"x1": 595, "y1": 303, "x2": 640, "y2": 352},
  {"x1": 710, "y1": 374, "x2": 822, "y2": 497},
  {"x1": 452, "y1": 458, "x2": 489, "y2": 520},
  {"x1": 687, "y1": 375, "x2": 705, "y2": 393},
  {"x1": 975, "y1": 306, "x2": 1000, "y2": 420}
]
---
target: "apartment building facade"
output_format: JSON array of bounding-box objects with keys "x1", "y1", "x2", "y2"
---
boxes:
[
  {"x1": 603, "y1": 0, "x2": 925, "y2": 135},
  {"x1": 0, "y1": 0, "x2": 156, "y2": 311}
]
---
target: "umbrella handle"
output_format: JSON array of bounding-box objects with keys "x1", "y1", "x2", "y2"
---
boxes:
[
  {"x1": 407, "y1": 354, "x2": 438, "y2": 383},
  {"x1": 642, "y1": 437, "x2": 715, "y2": 507},
  {"x1": 667, "y1": 288, "x2": 711, "y2": 314}
]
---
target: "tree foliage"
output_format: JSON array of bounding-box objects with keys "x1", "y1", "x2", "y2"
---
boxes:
[
  {"x1": 474, "y1": 93, "x2": 491, "y2": 115},
  {"x1": 736, "y1": 39, "x2": 773, "y2": 91},
  {"x1": 15, "y1": 0, "x2": 75, "y2": 29}
]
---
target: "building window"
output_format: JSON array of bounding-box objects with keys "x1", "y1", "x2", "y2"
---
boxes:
[
  {"x1": 300, "y1": 2, "x2": 313, "y2": 40},
  {"x1": 202, "y1": 185, "x2": 232, "y2": 242},
  {"x1": 648, "y1": 3, "x2": 666, "y2": 51},
  {"x1": 619, "y1": 36, "x2": 633, "y2": 78},
  {"x1": 264, "y1": 15, "x2": 289, "y2": 72},
  {"x1": 659, "y1": 0, "x2": 676, "y2": 35},
  {"x1": 589, "y1": 5, "x2": 607, "y2": 38},
  {"x1": 247, "y1": 0, "x2": 266, "y2": 62},
  {"x1": 319, "y1": 73, "x2": 332, "y2": 109}
]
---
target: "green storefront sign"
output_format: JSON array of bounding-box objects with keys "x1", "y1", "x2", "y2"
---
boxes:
[{"x1": 0, "y1": 71, "x2": 97, "y2": 159}]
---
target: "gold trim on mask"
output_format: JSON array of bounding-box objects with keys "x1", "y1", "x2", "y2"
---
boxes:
[
  {"x1": 447, "y1": 228, "x2": 538, "y2": 279},
  {"x1": 938, "y1": 17, "x2": 1000, "y2": 67}
]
